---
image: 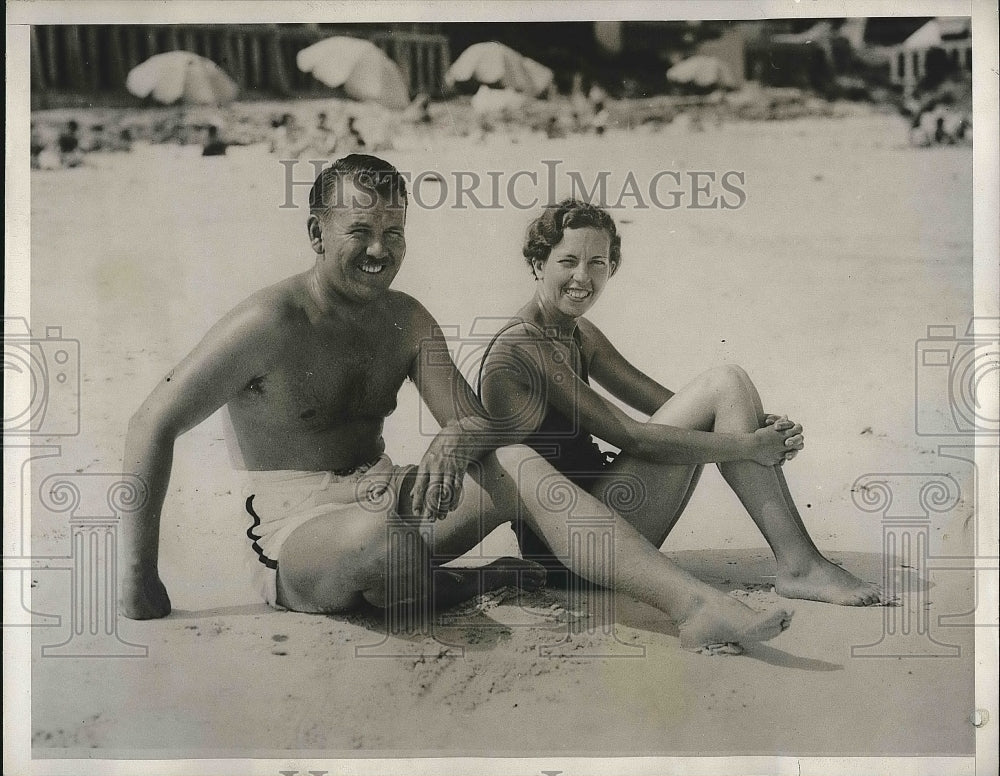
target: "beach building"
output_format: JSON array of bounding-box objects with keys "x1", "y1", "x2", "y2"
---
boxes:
[{"x1": 887, "y1": 17, "x2": 972, "y2": 94}]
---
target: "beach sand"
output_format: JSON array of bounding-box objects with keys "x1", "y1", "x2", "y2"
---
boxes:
[{"x1": 24, "y1": 110, "x2": 980, "y2": 757}]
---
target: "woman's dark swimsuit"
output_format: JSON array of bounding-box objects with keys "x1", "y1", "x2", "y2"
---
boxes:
[{"x1": 477, "y1": 321, "x2": 615, "y2": 577}]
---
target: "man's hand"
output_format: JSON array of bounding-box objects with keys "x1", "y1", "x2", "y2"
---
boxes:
[
  {"x1": 120, "y1": 569, "x2": 171, "y2": 620},
  {"x1": 410, "y1": 423, "x2": 473, "y2": 521}
]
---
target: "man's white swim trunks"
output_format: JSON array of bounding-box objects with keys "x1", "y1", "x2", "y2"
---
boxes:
[{"x1": 242, "y1": 455, "x2": 414, "y2": 607}]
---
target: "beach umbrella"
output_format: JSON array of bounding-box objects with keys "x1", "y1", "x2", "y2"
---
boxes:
[
  {"x1": 446, "y1": 42, "x2": 537, "y2": 94},
  {"x1": 296, "y1": 36, "x2": 410, "y2": 110},
  {"x1": 521, "y1": 56, "x2": 555, "y2": 97},
  {"x1": 666, "y1": 55, "x2": 737, "y2": 90},
  {"x1": 125, "y1": 51, "x2": 239, "y2": 105}
]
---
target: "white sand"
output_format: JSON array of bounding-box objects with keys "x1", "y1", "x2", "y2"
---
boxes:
[{"x1": 25, "y1": 112, "x2": 979, "y2": 757}]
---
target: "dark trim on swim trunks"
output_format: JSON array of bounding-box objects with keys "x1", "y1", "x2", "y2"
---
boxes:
[{"x1": 245, "y1": 495, "x2": 278, "y2": 570}]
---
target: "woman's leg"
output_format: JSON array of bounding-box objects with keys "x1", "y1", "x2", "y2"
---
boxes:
[
  {"x1": 436, "y1": 447, "x2": 793, "y2": 653},
  {"x1": 596, "y1": 365, "x2": 885, "y2": 605}
]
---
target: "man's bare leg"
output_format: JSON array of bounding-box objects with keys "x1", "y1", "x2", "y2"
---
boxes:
[
  {"x1": 276, "y1": 446, "x2": 792, "y2": 652},
  {"x1": 438, "y1": 447, "x2": 793, "y2": 654},
  {"x1": 275, "y1": 502, "x2": 543, "y2": 615},
  {"x1": 599, "y1": 365, "x2": 884, "y2": 605}
]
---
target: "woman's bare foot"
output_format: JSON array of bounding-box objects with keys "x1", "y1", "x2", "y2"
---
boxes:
[
  {"x1": 776, "y1": 557, "x2": 888, "y2": 606},
  {"x1": 677, "y1": 593, "x2": 793, "y2": 655}
]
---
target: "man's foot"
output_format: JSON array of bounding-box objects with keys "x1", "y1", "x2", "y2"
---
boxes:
[
  {"x1": 776, "y1": 557, "x2": 888, "y2": 606},
  {"x1": 677, "y1": 593, "x2": 793, "y2": 655}
]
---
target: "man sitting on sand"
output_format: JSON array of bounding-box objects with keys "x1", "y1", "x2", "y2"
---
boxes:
[{"x1": 122, "y1": 154, "x2": 794, "y2": 655}]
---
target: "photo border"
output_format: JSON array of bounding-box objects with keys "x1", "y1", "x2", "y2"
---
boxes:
[{"x1": 5, "y1": 1, "x2": 997, "y2": 775}]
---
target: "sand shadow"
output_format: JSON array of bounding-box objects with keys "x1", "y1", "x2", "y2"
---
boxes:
[
  {"x1": 664, "y1": 547, "x2": 932, "y2": 596},
  {"x1": 327, "y1": 599, "x2": 520, "y2": 652},
  {"x1": 169, "y1": 603, "x2": 273, "y2": 619},
  {"x1": 740, "y1": 643, "x2": 843, "y2": 671}
]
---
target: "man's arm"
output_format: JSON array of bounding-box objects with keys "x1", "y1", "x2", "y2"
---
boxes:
[
  {"x1": 121, "y1": 296, "x2": 287, "y2": 619},
  {"x1": 405, "y1": 304, "x2": 526, "y2": 520}
]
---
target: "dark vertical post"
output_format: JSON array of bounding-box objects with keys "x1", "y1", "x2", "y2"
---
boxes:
[
  {"x1": 108, "y1": 25, "x2": 127, "y2": 91},
  {"x1": 439, "y1": 38, "x2": 451, "y2": 97},
  {"x1": 30, "y1": 26, "x2": 47, "y2": 92},
  {"x1": 44, "y1": 26, "x2": 60, "y2": 86},
  {"x1": 146, "y1": 27, "x2": 158, "y2": 57},
  {"x1": 397, "y1": 39, "x2": 412, "y2": 96},
  {"x1": 249, "y1": 34, "x2": 262, "y2": 88},
  {"x1": 416, "y1": 38, "x2": 428, "y2": 95},
  {"x1": 125, "y1": 26, "x2": 139, "y2": 72},
  {"x1": 233, "y1": 33, "x2": 247, "y2": 87},
  {"x1": 65, "y1": 25, "x2": 86, "y2": 90},
  {"x1": 265, "y1": 25, "x2": 289, "y2": 95}
]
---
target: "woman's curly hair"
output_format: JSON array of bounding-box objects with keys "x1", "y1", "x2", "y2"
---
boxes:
[{"x1": 522, "y1": 199, "x2": 622, "y2": 277}]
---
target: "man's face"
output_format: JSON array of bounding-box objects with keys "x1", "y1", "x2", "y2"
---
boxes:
[{"x1": 311, "y1": 178, "x2": 407, "y2": 304}]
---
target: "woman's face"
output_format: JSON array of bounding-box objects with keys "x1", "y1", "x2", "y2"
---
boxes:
[{"x1": 533, "y1": 226, "x2": 615, "y2": 320}]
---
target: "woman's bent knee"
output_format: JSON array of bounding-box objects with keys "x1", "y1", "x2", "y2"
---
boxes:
[{"x1": 708, "y1": 363, "x2": 750, "y2": 388}]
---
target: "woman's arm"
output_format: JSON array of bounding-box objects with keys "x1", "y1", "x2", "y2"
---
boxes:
[
  {"x1": 482, "y1": 324, "x2": 792, "y2": 467},
  {"x1": 580, "y1": 319, "x2": 673, "y2": 416}
]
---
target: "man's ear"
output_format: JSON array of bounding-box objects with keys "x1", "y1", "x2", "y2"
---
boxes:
[{"x1": 307, "y1": 214, "x2": 324, "y2": 254}]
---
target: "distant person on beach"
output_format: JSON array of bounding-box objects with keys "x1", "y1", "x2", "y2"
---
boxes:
[
  {"x1": 30, "y1": 121, "x2": 45, "y2": 169},
  {"x1": 57, "y1": 120, "x2": 84, "y2": 168},
  {"x1": 201, "y1": 125, "x2": 228, "y2": 157},
  {"x1": 121, "y1": 155, "x2": 794, "y2": 655},
  {"x1": 478, "y1": 200, "x2": 887, "y2": 608},
  {"x1": 345, "y1": 115, "x2": 367, "y2": 150},
  {"x1": 309, "y1": 111, "x2": 338, "y2": 156},
  {"x1": 270, "y1": 113, "x2": 309, "y2": 157}
]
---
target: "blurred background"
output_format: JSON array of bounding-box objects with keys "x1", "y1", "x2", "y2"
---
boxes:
[{"x1": 28, "y1": 17, "x2": 973, "y2": 161}]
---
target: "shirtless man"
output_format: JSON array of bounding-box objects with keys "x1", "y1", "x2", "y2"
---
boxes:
[{"x1": 121, "y1": 154, "x2": 794, "y2": 655}]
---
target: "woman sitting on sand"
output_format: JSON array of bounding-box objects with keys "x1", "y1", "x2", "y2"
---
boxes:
[{"x1": 478, "y1": 199, "x2": 886, "y2": 607}]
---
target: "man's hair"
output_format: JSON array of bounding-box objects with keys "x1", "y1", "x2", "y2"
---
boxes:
[
  {"x1": 308, "y1": 154, "x2": 408, "y2": 216},
  {"x1": 522, "y1": 199, "x2": 621, "y2": 275}
]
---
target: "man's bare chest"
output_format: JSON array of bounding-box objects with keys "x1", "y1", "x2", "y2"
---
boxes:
[{"x1": 245, "y1": 332, "x2": 411, "y2": 429}]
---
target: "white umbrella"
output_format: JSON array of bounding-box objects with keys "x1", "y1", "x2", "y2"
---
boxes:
[
  {"x1": 126, "y1": 51, "x2": 239, "y2": 105},
  {"x1": 521, "y1": 56, "x2": 555, "y2": 97},
  {"x1": 296, "y1": 36, "x2": 410, "y2": 110},
  {"x1": 446, "y1": 42, "x2": 537, "y2": 94},
  {"x1": 667, "y1": 55, "x2": 737, "y2": 90}
]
